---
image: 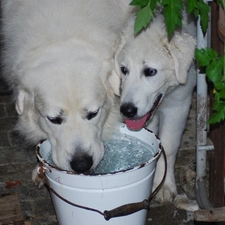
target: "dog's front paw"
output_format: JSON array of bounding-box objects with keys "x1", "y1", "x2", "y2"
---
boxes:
[
  {"x1": 32, "y1": 165, "x2": 45, "y2": 188},
  {"x1": 154, "y1": 183, "x2": 177, "y2": 203}
]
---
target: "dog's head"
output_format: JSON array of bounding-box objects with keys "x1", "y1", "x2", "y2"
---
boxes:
[
  {"x1": 14, "y1": 44, "x2": 120, "y2": 173},
  {"x1": 113, "y1": 14, "x2": 196, "y2": 130}
]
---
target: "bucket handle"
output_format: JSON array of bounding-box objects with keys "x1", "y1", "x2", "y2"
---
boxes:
[
  {"x1": 38, "y1": 146, "x2": 167, "y2": 221},
  {"x1": 103, "y1": 146, "x2": 167, "y2": 220}
]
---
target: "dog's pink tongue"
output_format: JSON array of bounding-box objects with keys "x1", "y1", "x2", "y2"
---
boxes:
[{"x1": 125, "y1": 113, "x2": 149, "y2": 131}]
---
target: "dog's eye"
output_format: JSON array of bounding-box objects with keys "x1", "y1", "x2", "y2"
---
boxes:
[
  {"x1": 47, "y1": 116, "x2": 63, "y2": 125},
  {"x1": 87, "y1": 109, "x2": 99, "y2": 120},
  {"x1": 120, "y1": 66, "x2": 128, "y2": 75},
  {"x1": 144, "y1": 68, "x2": 157, "y2": 77}
]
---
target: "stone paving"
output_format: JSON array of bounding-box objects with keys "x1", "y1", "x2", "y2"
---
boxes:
[{"x1": 0, "y1": 79, "x2": 198, "y2": 225}]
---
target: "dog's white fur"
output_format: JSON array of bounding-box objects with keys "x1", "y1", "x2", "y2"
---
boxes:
[
  {"x1": 1, "y1": 1, "x2": 134, "y2": 174},
  {"x1": 114, "y1": 14, "x2": 196, "y2": 202}
]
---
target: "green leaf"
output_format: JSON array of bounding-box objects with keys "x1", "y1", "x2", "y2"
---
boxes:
[
  {"x1": 214, "y1": 89, "x2": 225, "y2": 104},
  {"x1": 134, "y1": 2, "x2": 153, "y2": 34},
  {"x1": 218, "y1": 90, "x2": 225, "y2": 100},
  {"x1": 214, "y1": 81, "x2": 225, "y2": 91},
  {"x1": 188, "y1": 0, "x2": 210, "y2": 33},
  {"x1": 186, "y1": 0, "x2": 198, "y2": 14},
  {"x1": 149, "y1": 0, "x2": 158, "y2": 10},
  {"x1": 206, "y1": 57, "x2": 224, "y2": 83},
  {"x1": 195, "y1": 48, "x2": 218, "y2": 67},
  {"x1": 213, "y1": 92, "x2": 221, "y2": 105},
  {"x1": 130, "y1": 0, "x2": 149, "y2": 8},
  {"x1": 197, "y1": 0, "x2": 210, "y2": 33},
  {"x1": 213, "y1": 100, "x2": 225, "y2": 111},
  {"x1": 222, "y1": 54, "x2": 225, "y2": 81},
  {"x1": 208, "y1": 106, "x2": 225, "y2": 124},
  {"x1": 216, "y1": 102, "x2": 225, "y2": 111},
  {"x1": 161, "y1": 0, "x2": 183, "y2": 36}
]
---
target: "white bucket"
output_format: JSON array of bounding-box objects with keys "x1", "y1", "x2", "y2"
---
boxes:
[{"x1": 36, "y1": 124, "x2": 162, "y2": 225}]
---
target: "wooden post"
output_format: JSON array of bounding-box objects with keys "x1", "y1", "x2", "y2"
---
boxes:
[{"x1": 208, "y1": 1, "x2": 225, "y2": 208}]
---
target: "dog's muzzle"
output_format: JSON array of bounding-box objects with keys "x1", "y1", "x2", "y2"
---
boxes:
[
  {"x1": 120, "y1": 102, "x2": 137, "y2": 118},
  {"x1": 120, "y1": 93, "x2": 163, "y2": 131},
  {"x1": 70, "y1": 153, "x2": 93, "y2": 173}
]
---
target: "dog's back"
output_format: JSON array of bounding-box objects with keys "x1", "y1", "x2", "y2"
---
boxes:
[{"x1": 2, "y1": 0, "x2": 131, "y2": 88}]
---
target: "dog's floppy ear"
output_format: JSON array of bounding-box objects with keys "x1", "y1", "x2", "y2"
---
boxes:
[
  {"x1": 169, "y1": 32, "x2": 196, "y2": 84},
  {"x1": 16, "y1": 89, "x2": 33, "y2": 115},
  {"x1": 110, "y1": 30, "x2": 129, "y2": 97},
  {"x1": 108, "y1": 70, "x2": 121, "y2": 96},
  {"x1": 108, "y1": 37, "x2": 126, "y2": 96}
]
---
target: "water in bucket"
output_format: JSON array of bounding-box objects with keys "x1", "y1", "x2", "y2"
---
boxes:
[
  {"x1": 44, "y1": 133, "x2": 156, "y2": 174},
  {"x1": 37, "y1": 124, "x2": 162, "y2": 225}
]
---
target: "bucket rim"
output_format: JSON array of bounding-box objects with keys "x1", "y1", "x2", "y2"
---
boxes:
[{"x1": 36, "y1": 126, "x2": 162, "y2": 176}]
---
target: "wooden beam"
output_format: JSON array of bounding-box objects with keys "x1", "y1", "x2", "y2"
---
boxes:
[
  {"x1": 0, "y1": 192, "x2": 24, "y2": 224},
  {"x1": 208, "y1": 1, "x2": 225, "y2": 207},
  {"x1": 194, "y1": 207, "x2": 225, "y2": 222}
]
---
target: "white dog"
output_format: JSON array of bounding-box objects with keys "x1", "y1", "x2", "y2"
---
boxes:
[
  {"x1": 1, "y1": 1, "x2": 133, "y2": 175},
  {"x1": 114, "y1": 14, "x2": 196, "y2": 202}
]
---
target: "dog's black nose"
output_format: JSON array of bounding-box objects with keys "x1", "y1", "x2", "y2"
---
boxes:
[
  {"x1": 70, "y1": 153, "x2": 93, "y2": 173},
  {"x1": 120, "y1": 103, "x2": 137, "y2": 118}
]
